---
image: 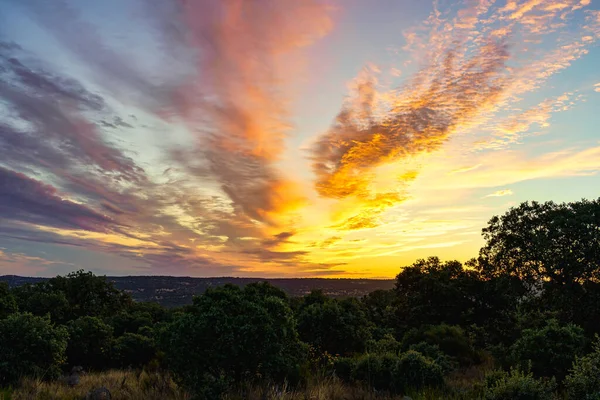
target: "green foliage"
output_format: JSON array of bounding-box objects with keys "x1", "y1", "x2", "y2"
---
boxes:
[
  {"x1": 108, "y1": 311, "x2": 153, "y2": 336},
  {"x1": 396, "y1": 350, "x2": 444, "y2": 392},
  {"x1": 362, "y1": 289, "x2": 397, "y2": 339},
  {"x1": 0, "y1": 312, "x2": 68, "y2": 386},
  {"x1": 10, "y1": 271, "x2": 130, "y2": 323},
  {"x1": 66, "y1": 316, "x2": 113, "y2": 370},
  {"x1": 408, "y1": 342, "x2": 455, "y2": 373},
  {"x1": 10, "y1": 284, "x2": 70, "y2": 323},
  {"x1": 297, "y1": 296, "x2": 372, "y2": 356},
  {"x1": 0, "y1": 282, "x2": 17, "y2": 319},
  {"x1": 47, "y1": 270, "x2": 131, "y2": 320},
  {"x1": 332, "y1": 357, "x2": 356, "y2": 382},
  {"x1": 479, "y1": 199, "x2": 600, "y2": 285},
  {"x1": 112, "y1": 333, "x2": 156, "y2": 368},
  {"x1": 161, "y1": 283, "x2": 305, "y2": 399},
  {"x1": 483, "y1": 368, "x2": 556, "y2": 400},
  {"x1": 367, "y1": 333, "x2": 402, "y2": 355},
  {"x1": 350, "y1": 351, "x2": 443, "y2": 394},
  {"x1": 565, "y1": 337, "x2": 600, "y2": 400},
  {"x1": 402, "y1": 324, "x2": 479, "y2": 367},
  {"x1": 353, "y1": 353, "x2": 400, "y2": 392},
  {"x1": 510, "y1": 319, "x2": 586, "y2": 380}
]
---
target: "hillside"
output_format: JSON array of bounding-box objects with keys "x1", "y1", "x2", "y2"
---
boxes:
[{"x1": 0, "y1": 275, "x2": 395, "y2": 307}]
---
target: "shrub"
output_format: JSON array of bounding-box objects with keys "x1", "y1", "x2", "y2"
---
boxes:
[
  {"x1": 297, "y1": 297, "x2": 372, "y2": 356},
  {"x1": 395, "y1": 350, "x2": 444, "y2": 392},
  {"x1": 0, "y1": 313, "x2": 68, "y2": 386},
  {"x1": 409, "y1": 342, "x2": 456, "y2": 373},
  {"x1": 161, "y1": 283, "x2": 305, "y2": 399},
  {"x1": 565, "y1": 337, "x2": 600, "y2": 400},
  {"x1": 351, "y1": 351, "x2": 443, "y2": 394},
  {"x1": 510, "y1": 319, "x2": 586, "y2": 380},
  {"x1": 332, "y1": 357, "x2": 356, "y2": 382},
  {"x1": 367, "y1": 333, "x2": 402, "y2": 355},
  {"x1": 0, "y1": 282, "x2": 17, "y2": 319},
  {"x1": 402, "y1": 324, "x2": 478, "y2": 367},
  {"x1": 353, "y1": 353, "x2": 399, "y2": 392},
  {"x1": 66, "y1": 316, "x2": 113, "y2": 370},
  {"x1": 108, "y1": 311, "x2": 153, "y2": 336},
  {"x1": 112, "y1": 333, "x2": 156, "y2": 368},
  {"x1": 483, "y1": 368, "x2": 556, "y2": 400}
]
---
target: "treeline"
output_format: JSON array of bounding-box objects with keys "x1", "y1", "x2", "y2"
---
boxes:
[{"x1": 1, "y1": 198, "x2": 600, "y2": 399}]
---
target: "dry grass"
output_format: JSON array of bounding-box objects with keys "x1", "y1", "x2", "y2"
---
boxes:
[
  {"x1": 11, "y1": 369, "x2": 190, "y2": 400},
  {"x1": 9, "y1": 364, "x2": 491, "y2": 400}
]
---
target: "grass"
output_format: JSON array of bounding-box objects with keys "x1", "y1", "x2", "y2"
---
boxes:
[
  {"x1": 10, "y1": 369, "x2": 189, "y2": 400},
  {"x1": 7, "y1": 363, "x2": 493, "y2": 400}
]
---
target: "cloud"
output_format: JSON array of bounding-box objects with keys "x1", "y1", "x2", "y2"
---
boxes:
[
  {"x1": 165, "y1": 0, "x2": 333, "y2": 227},
  {"x1": 484, "y1": 189, "x2": 514, "y2": 198},
  {"x1": 310, "y1": 0, "x2": 598, "y2": 231},
  {"x1": 595, "y1": 83, "x2": 600, "y2": 93},
  {"x1": 0, "y1": 167, "x2": 117, "y2": 232}
]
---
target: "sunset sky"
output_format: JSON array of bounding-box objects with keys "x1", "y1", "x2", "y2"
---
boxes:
[{"x1": 1, "y1": 0, "x2": 599, "y2": 278}]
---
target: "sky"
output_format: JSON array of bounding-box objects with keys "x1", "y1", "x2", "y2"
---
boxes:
[{"x1": 0, "y1": 0, "x2": 599, "y2": 278}]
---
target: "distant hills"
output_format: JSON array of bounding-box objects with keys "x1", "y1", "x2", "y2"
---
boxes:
[{"x1": 0, "y1": 275, "x2": 395, "y2": 308}]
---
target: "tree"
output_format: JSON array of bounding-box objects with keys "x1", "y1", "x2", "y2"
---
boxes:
[
  {"x1": 484, "y1": 368, "x2": 556, "y2": 400},
  {"x1": 108, "y1": 311, "x2": 153, "y2": 336},
  {"x1": 394, "y1": 257, "x2": 481, "y2": 331},
  {"x1": 565, "y1": 336, "x2": 600, "y2": 400},
  {"x1": 161, "y1": 283, "x2": 305, "y2": 399},
  {"x1": 66, "y1": 316, "x2": 114, "y2": 370},
  {"x1": 11, "y1": 283, "x2": 70, "y2": 323},
  {"x1": 297, "y1": 297, "x2": 372, "y2": 356},
  {"x1": 362, "y1": 289, "x2": 397, "y2": 339},
  {"x1": 0, "y1": 313, "x2": 68, "y2": 386},
  {"x1": 510, "y1": 319, "x2": 586, "y2": 381},
  {"x1": 479, "y1": 199, "x2": 600, "y2": 286},
  {"x1": 112, "y1": 333, "x2": 156, "y2": 368},
  {"x1": 0, "y1": 282, "x2": 17, "y2": 319},
  {"x1": 47, "y1": 270, "x2": 131, "y2": 320}
]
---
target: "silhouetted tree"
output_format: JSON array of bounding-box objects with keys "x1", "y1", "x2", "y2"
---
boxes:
[
  {"x1": 479, "y1": 199, "x2": 600, "y2": 286},
  {"x1": 0, "y1": 313, "x2": 68, "y2": 385},
  {"x1": 161, "y1": 283, "x2": 305, "y2": 399}
]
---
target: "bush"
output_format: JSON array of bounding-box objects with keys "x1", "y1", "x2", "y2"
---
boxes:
[
  {"x1": 0, "y1": 282, "x2": 17, "y2": 319},
  {"x1": 112, "y1": 333, "x2": 156, "y2": 368},
  {"x1": 352, "y1": 351, "x2": 443, "y2": 394},
  {"x1": 402, "y1": 324, "x2": 478, "y2": 366},
  {"x1": 395, "y1": 350, "x2": 444, "y2": 392},
  {"x1": 108, "y1": 311, "x2": 153, "y2": 336},
  {"x1": 161, "y1": 283, "x2": 305, "y2": 399},
  {"x1": 565, "y1": 337, "x2": 600, "y2": 400},
  {"x1": 353, "y1": 353, "x2": 399, "y2": 392},
  {"x1": 297, "y1": 297, "x2": 372, "y2": 356},
  {"x1": 0, "y1": 313, "x2": 68, "y2": 386},
  {"x1": 409, "y1": 342, "x2": 456, "y2": 373},
  {"x1": 510, "y1": 319, "x2": 586, "y2": 380},
  {"x1": 483, "y1": 368, "x2": 556, "y2": 400},
  {"x1": 367, "y1": 333, "x2": 402, "y2": 355},
  {"x1": 66, "y1": 316, "x2": 113, "y2": 370},
  {"x1": 332, "y1": 357, "x2": 356, "y2": 382}
]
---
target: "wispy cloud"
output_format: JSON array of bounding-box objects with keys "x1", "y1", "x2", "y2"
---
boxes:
[
  {"x1": 484, "y1": 189, "x2": 514, "y2": 198},
  {"x1": 310, "y1": 0, "x2": 599, "y2": 231},
  {"x1": 0, "y1": 0, "x2": 598, "y2": 277}
]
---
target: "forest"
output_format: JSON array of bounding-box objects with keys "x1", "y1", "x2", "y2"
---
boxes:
[{"x1": 1, "y1": 198, "x2": 600, "y2": 400}]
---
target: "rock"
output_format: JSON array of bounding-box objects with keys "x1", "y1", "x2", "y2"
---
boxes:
[
  {"x1": 66, "y1": 366, "x2": 83, "y2": 387},
  {"x1": 86, "y1": 387, "x2": 111, "y2": 400}
]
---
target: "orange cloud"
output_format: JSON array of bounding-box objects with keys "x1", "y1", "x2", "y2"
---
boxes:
[
  {"x1": 170, "y1": 0, "x2": 333, "y2": 227},
  {"x1": 310, "y1": 0, "x2": 598, "y2": 232}
]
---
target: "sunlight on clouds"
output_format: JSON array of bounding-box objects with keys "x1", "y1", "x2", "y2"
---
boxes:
[
  {"x1": 1, "y1": 0, "x2": 599, "y2": 277},
  {"x1": 485, "y1": 190, "x2": 514, "y2": 198}
]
